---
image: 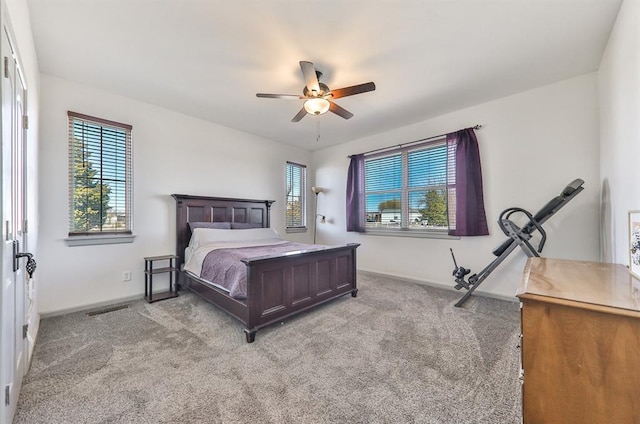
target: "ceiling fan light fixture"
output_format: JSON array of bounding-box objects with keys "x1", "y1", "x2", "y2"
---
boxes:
[{"x1": 304, "y1": 98, "x2": 330, "y2": 115}]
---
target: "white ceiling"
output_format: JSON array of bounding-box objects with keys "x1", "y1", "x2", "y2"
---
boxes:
[{"x1": 26, "y1": 0, "x2": 622, "y2": 151}]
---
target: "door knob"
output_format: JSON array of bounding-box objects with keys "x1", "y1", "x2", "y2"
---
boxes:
[{"x1": 15, "y1": 252, "x2": 36, "y2": 278}]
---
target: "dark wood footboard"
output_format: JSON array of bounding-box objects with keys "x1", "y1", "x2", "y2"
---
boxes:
[{"x1": 242, "y1": 243, "x2": 359, "y2": 342}]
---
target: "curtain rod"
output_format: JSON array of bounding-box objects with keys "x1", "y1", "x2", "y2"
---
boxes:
[{"x1": 348, "y1": 124, "x2": 482, "y2": 158}]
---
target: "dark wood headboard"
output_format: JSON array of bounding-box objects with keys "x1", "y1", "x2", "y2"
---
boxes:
[{"x1": 171, "y1": 194, "x2": 275, "y2": 268}]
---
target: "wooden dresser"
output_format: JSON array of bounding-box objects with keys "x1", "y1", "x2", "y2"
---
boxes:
[{"x1": 516, "y1": 257, "x2": 640, "y2": 424}]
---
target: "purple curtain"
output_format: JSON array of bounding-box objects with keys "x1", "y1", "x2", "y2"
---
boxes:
[
  {"x1": 346, "y1": 154, "x2": 365, "y2": 232},
  {"x1": 447, "y1": 128, "x2": 489, "y2": 236}
]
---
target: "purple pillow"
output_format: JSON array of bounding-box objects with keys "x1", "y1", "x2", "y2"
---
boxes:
[
  {"x1": 189, "y1": 221, "x2": 231, "y2": 231},
  {"x1": 231, "y1": 222, "x2": 263, "y2": 229}
]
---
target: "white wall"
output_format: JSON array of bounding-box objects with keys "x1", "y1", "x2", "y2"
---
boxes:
[
  {"x1": 599, "y1": 0, "x2": 640, "y2": 264},
  {"x1": 38, "y1": 74, "x2": 313, "y2": 315},
  {"x1": 313, "y1": 74, "x2": 600, "y2": 300}
]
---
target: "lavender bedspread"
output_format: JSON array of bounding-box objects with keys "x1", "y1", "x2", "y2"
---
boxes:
[{"x1": 199, "y1": 242, "x2": 318, "y2": 299}]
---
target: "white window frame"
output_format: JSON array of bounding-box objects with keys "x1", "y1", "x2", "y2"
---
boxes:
[{"x1": 66, "y1": 111, "x2": 134, "y2": 245}]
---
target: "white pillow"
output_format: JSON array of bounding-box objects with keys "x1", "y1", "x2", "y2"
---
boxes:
[{"x1": 189, "y1": 227, "x2": 280, "y2": 249}]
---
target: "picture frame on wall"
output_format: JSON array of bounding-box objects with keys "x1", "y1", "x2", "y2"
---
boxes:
[{"x1": 628, "y1": 210, "x2": 640, "y2": 279}]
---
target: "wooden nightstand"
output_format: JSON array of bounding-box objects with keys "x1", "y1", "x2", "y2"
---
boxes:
[{"x1": 144, "y1": 255, "x2": 179, "y2": 303}]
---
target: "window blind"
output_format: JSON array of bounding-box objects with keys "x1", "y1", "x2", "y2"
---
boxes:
[
  {"x1": 364, "y1": 139, "x2": 450, "y2": 231},
  {"x1": 285, "y1": 161, "x2": 306, "y2": 228},
  {"x1": 68, "y1": 111, "x2": 133, "y2": 235}
]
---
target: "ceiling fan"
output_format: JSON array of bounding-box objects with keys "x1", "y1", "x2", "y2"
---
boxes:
[{"x1": 256, "y1": 61, "x2": 376, "y2": 122}]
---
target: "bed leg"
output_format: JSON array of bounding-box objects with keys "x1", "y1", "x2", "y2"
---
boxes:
[
  {"x1": 244, "y1": 328, "x2": 257, "y2": 343},
  {"x1": 351, "y1": 288, "x2": 358, "y2": 298}
]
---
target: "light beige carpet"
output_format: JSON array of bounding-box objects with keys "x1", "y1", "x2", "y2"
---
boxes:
[{"x1": 15, "y1": 272, "x2": 521, "y2": 423}]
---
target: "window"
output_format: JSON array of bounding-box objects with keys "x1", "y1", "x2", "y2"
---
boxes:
[
  {"x1": 68, "y1": 111, "x2": 132, "y2": 236},
  {"x1": 285, "y1": 161, "x2": 307, "y2": 231},
  {"x1": 364, "y1": 138, "x2": 453, "y2": 233}
]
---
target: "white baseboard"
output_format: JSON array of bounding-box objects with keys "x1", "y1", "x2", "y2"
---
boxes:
[
  {"x1": 40, "y1": 271, "x2": 516, "y2": 319},
  {"x1": 357, "y1": 269, "x2": 518, "y2": 303},
  {"x1": 40, "y1": 294, "x2": 144, "y2": 319}
]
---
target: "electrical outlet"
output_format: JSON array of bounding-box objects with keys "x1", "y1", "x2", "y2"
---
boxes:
[{"x1": 122, "y1": 271, "x2": 131, "y2": 282}]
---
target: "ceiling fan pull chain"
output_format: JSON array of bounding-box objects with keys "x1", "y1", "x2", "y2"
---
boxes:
[{"x1": 316, "y1": 115, "x2": 321, "y2": 142}]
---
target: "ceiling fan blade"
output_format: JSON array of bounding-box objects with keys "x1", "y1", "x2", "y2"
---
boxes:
[
  {"x1": 328, "y1": 82, "x2": 376, "y2": 99},
  {"x1": 300, "y1": 61, "x2": 320, "y2": 94},
  {"x1": 291, "y1": 107, "x2": 307, "y2": 122},
  {"x1": 256, "y1": 93, "x2": 305, "y2": 99},
  {"x1": 329, "y1": 102, "x2": 354, "y2": 120}
]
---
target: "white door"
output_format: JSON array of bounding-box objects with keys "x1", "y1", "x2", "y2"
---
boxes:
[{"x1": 0, "y1": 23, "x2": 28, "y2": 424}]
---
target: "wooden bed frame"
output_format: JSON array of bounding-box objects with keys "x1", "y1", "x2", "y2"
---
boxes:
[{"x1": 172, "y1": 194, "x2": 359, "y2": 343}]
